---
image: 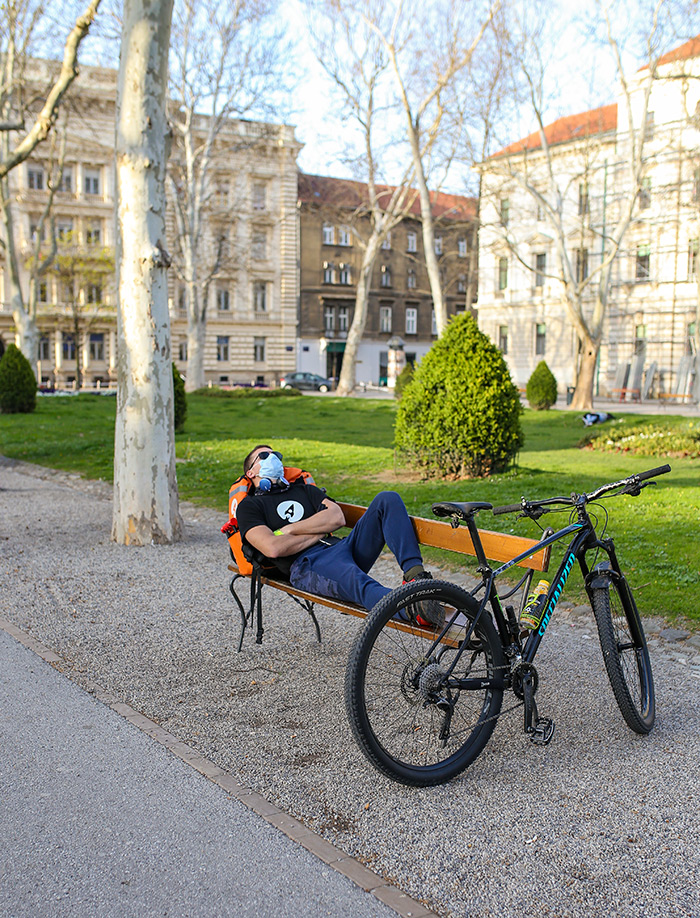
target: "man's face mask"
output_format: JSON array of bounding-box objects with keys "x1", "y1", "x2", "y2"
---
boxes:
[{"x1": 256, "y1": 451, "x2": 288, "y2": 491}]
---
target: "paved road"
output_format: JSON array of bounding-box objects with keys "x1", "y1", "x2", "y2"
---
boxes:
[{"x1": 0, "y1": 628, "x2": 397, "y2": 918}]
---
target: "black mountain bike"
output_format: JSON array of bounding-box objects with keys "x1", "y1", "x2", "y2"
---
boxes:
[{"x1": 345, "y1": 465, "x2": 669, "y2": 786}]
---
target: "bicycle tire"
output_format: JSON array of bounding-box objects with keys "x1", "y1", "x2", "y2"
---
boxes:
[
  {"x1": 591, "y1": 578, "x2": 655, "y2": 734},
  {"x1": 345, "y1": 580, "x2": 505, "y2": 786}
]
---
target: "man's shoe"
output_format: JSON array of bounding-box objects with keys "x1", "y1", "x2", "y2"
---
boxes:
[{"x1": 402, "y1": 570, "x2": 445, "y2": 630}]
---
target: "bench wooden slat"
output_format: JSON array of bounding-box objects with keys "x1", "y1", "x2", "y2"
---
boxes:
[{"x1": 338, "y1": 503, "x2": 550, "y2": 572}]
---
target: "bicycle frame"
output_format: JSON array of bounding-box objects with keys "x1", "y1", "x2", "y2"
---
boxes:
[{"x1": 427, "y1": 509, "x2": 625, "y2": 686}]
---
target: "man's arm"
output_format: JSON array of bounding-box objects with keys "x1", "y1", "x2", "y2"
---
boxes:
[{"x1": 244, "y1": 500, "x2": 346, "y2": 560}]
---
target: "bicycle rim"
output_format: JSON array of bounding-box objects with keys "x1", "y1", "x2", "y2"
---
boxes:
[
  {"x1": 345, "y1": 580, "x2": 505, "y2": 787},
  {"x1": 591, "y1": 579, "x2": 655, "y2": 733}
]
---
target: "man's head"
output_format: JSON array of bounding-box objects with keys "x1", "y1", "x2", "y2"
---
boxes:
[{"x1": 243, "y1": 444, "x2": 283, "y2": 483}]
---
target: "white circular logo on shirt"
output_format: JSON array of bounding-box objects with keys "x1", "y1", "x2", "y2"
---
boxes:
[{"x1": 276, "y1": 500, "x2": 304, "y2": 523}]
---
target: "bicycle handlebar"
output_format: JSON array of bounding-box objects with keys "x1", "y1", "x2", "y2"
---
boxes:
[{"x1": 492, "y1": 464, "x2": 671, "y2": 517}]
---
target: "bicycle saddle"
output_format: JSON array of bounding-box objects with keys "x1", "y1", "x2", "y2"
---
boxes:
[{"x1": 432, "y1": 501, "x2": 493, "y2": 521}]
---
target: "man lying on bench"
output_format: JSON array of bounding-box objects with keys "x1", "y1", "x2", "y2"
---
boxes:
[{"x1": 236, "y1": 444, "x2": 444, "y2": 628}]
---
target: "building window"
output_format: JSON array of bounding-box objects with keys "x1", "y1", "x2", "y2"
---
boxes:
[
  {"x1": 89, "y1": 333, "x2": 105, "y2": 361},
  {"x1": 688, "y1": 239, "x2": 698, "y2": 278},
  {"x1": 62, "y1": 333, "x2": 76, "y2": 360},
  {"x1": 29, "y1": 217, "x2": 45, "y2": 244},
  {"x1": 578, "y1": 184, "x2": 589, "y2": 216},
  {"x1": 84, "y1": 168, "x2": 101, "y2": 196},
  {"x1": 338, "y1": 225, "x2": 352, "y2": 246},
  {"x1": 405, "y1": 306, "x2": 417, "y2": 335},
  {"x1": 338, "y1": 306, "x2": 349, "y2": 332},
  {"x1": 37, "y1": 281, "x2": 48, "y2": 303},
  {"x1": 215, "y1": 180, "x2": 230, "y2": 207},
  {"x1": 338, "y1": 263, "x2": 351, "y2": 285},
  {"x1": 636, "y1": 244, "x2": 650, "y2": 281},
  {"x1": 500, "y1": 198, "x2": 510, "y2": 226},
  {"x1": 57, "y1": 219, "x2": 73, "y2": 241},
  {"x1": 406, "y1": 231, "x2": 417, "y2": 253},
  {"x1": 217, "y1": 287, "x2": 230, "y2": 311},
  {"x1": 252, "y1": 182, "x2": 266, "y2": 210},
  {"x1": 58, "y1": 167, "x2": 73, "y2": 193},
  {"x1": 535, "y1": 253, "x2": 546, "y2": 288},
  {"x1": 253, "y1": 336, "x2": 265, "y2": 362},
  {"x1": 535, "y1": 323, "x2": 546, "y2": 356},
  {"x1": 177, "y1": 287, "x2": 186, "y2": 311},
  {"x1": 407, "y1": 268, "x2": 416, "y2": 290},
  {"x1": 644, "y1": 111, "x2": 654, "y2": 141},
  {"x1": 693, "y1": 166, "x2": 700, "y2": 204},
  {"x1": 322, "y1": 223, "x2": 335, "y2": 245},
  {"x1": 85, "y1": 221, "x2": 102, "y2": 245},
  {"x1": 324, "y1": 305, "x2": 334, "y2": 332},
  {"x1": 458, "y1": 237, "x2": 467, "y2": 258},
  {"x1": 323, "y1": 261, "x2": 335, "y2": 284},
  {"x1": 536, "y1": 200, "x2": 545, "y2": 222},
  {"x1": 498, "y1": 325, "x2": 508, "y2": 354},
  {"x1": 379, "y1": 306, "x2": 392, "y2": 333},
  {"x1": 252, "y1": 232, "x2": 266, "y2": 260},
  {"x1": 638, "y1": 177, "x2": 651, "y2": 209},
  {"x1": 457, "y1": 274, "x2": 467, "y2": 293},
  {"x1": 380, "y1": 265, "x2": 391, "y2": 288},
  {"x1": 687, "y1": 322, "x2": 697, "y2": 355},
  {"x1": 575, "y1": 248, "x2": 589, "y2": 283},
  {"x1": 27, "y1": 165, "x2": 44, "y2": 190},
  {"x1": 178, "y1": 340, "x2": 187, "y2": 361},
  {"x1": 217, "y1": 335, "x2": 230, "y2": 362},
  {"x1": 431, "y1": 309, "x2": 437, "y2": 335},
  {"x1": 498, "y1": 256, "x2": 508, "y2": 291},
  {"x1": 634, "y1": 324, "x2": 647, "y2": 356},
  {"x1": 38, "y1": 336, "x2": 51, "y2": 361},
  {"x1": 382, "y1": 232, "x2": 391, "y2": 250},
  {"x1": 86, "y1": 284, "x2": 102, "y2": 304},
  {"x1": 434, "y1": 235, "x2": 443, "y2": 255},
  {"x1": 253, "y1": 281, "x2": 267, "y2": 312}
]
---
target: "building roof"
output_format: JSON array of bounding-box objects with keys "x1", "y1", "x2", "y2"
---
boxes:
[
  {"x1": 298, "y1": 172, "x2": 476, "y2": 221},
  {"x1": 492, "y1": 103, "x2": 618, "y2": 158},
  {"x1": 643, "y1": 34, "x2": 700, "y2": 69}
]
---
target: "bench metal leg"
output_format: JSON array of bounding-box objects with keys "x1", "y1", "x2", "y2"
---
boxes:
[
  {"x1": 229, "y1": 573, "x2": 265, "y2": 652},
  {"x1": 289, "y1": 595, "x2": 322, "y2": 643}
]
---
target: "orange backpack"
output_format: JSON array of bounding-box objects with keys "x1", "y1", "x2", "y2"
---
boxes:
[{"x1": 221, "y1": 467, "x2": 316, "y2": 575}]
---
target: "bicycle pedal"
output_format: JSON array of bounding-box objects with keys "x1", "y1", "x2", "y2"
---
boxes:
[{"x1": 530, "y1": 717, "x2": 555, "y2": 746}]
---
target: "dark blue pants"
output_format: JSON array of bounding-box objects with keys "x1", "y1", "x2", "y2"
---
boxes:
[{"x1": 289, "y1": 491, "x2": 423, "y2": 611}]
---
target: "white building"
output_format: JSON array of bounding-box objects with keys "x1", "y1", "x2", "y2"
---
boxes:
[{"x1": 476, "y1": 36, "x2": 700, "y2": 401}]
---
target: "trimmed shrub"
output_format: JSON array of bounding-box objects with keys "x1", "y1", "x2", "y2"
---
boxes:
[
  {"x1": 526, "y1": 360, "x2": 558, "y2": 410},
  {"x1": 0, "y1": 343, "x2": 37, "y2": 414},
  {"x1": 172, "y1": 363, "x2": 187, "y2": 432},
  {"x1": 395, "y1": 314, "x2": 523, "y2": 478},
  {"x1": 192, "y1": 386, "x2": 302, "y2": 399},
  {"x1": 393, "y1": 362, "x2": 414, "y2": 400}
]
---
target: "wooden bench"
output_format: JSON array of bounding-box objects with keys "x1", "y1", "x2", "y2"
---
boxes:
[{"x1": 227, "y1": 501, "x2": 552, "y2": 651}]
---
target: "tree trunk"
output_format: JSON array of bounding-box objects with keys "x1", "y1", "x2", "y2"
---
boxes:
[
  {"x1": 112, "y1": 0, "x2": 181, "y2": 546},
  {"x1": 570, "y1": 336, "x2": 599, "y2": 411},
  {"x1": 186, "y1": 309, "x2": 206, "y2": 391},
  {"x1": 0, "y1": 179, "x2": 38, "y2": 372},
  {"x1": 336, "y1": 236, "x2": 380, "y2": 396}
]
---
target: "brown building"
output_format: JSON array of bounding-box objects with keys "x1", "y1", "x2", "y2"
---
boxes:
[{"x1": 297, "y1": 173, "x2": 477, "y2": 386}]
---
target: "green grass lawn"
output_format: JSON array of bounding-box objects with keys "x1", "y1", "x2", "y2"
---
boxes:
[{"x1": 1, "y1": 391, "x2": 698, "y2": 625}]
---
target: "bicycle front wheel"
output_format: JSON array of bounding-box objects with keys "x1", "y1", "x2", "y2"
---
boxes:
[
  {"x1": 345, "y1": 580, "x2": 505, "y2": 787},
  {"x1": 591, "y1": 577, "x2": 655, "y2": 734}
]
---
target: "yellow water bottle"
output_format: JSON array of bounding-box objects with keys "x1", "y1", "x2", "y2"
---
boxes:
[{"x1": 520, "y1": 579, "x2": 550, "y2": 630}]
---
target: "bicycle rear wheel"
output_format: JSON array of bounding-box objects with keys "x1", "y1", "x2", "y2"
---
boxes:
[
  {"x1": 591, "y1": 577, "x2": 655, "y2": 734},
  {"x1": 345, "y1": 580, "x2": 505, "y2": 787}
]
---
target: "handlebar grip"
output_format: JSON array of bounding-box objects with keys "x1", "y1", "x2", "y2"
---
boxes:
[
  {"x1": 492, "y1": 503, "x2": 522, "y2": 516},
  {"x1": 636, "y1": 464, "x2": 671, "y2": 482}
]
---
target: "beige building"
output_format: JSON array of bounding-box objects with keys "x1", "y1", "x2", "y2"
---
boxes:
[
  {"x1": 476, "y1": 36, "x2": 700, "y2": 401},
  {"x1": 0, "y1": 61, "x2": 301, "y2": 389},
  {"x1": 298, "y1": 173, "x2": 477, "y2": 386}
]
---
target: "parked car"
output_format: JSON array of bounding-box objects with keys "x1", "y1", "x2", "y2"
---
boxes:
[{"x1": 280, "y1": 372, "x2": 332, "y2": 393}]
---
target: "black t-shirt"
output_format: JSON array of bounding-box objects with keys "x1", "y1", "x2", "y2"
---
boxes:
[{"x1": 237, "y1": 481, "x2": 332, "y2": 576}]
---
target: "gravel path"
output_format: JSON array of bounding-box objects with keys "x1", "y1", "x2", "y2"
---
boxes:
[{"x1": 1, "y1": 458, "x2": 699, "y2": 918}]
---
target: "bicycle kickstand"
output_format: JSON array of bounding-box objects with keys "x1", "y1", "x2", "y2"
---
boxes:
[{"x1": 521, "y1": 670, "x2": 555, "y2": 746}]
